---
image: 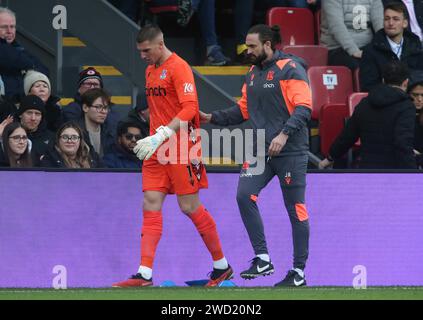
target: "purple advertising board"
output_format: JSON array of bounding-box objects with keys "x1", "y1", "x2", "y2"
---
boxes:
[{"x1": 0, "y1": 171, "x2": 422, "y2": 287}]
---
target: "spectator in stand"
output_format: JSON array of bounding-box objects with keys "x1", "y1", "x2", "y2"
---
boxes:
[
  {"x1": 320, "y1": 0, "x2": 384, "y2": 71},
  {"x1": 17, "y1": 95, "x2": 54, "y2": 163},
  {"x1": 382, "y1": 0, "x2": 423, "y2": 43},
  {"x1": 360, "y1": 1, "x2": 423, "y2": 91},
  {"x1": 63, "y1": 67, "x2": 119, "y2": 131},
  {"x1": 124, "y1": 92, "x2": 150, "y2": 138},
  {"x1": 319, "y1": 61, "x2": 416, "y2": 170},
  {"x1": 233, "y1": 0, "x2": 320, "y2": 64},
  {"x1": 407, "y1": 71, "x2": 423, "y2": 168},
  {"x1": 176, "y1": 0, "x2": 231, "y2": 65},
  {"x1": 103, "y1": 120, "x2": 143, "y2": 168},
  {"x1": 63, "y1": 67, "x2": 103, "y2": 122},
  {"x1": 0, "y1": 7, "x2": 49, "y2": 102},
  {"x1": 0, "y1": 122, "x2": 33, "y2": 167},
  {"x1": 23, "y1": 70, "x2": 62, "y2": 132},
  {"x1": 79, "y1": 88, "x2": 115, "y2": 158},
  {"x1": 40, "y1": 121, "x2": 101, "y2": 168}
]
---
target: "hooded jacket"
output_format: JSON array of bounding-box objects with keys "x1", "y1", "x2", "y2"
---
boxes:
[{"x1": 329, "y1": 84, "x2": 417, "y2": 168}]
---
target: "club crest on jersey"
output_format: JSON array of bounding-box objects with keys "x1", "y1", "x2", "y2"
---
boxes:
[
  {"x1": 266, "y1": 70, "x2": 274, "y2": 81},
  {"x1": 240, "y1": 161, "x2": 253, "y2": 178},
  {"x1": 285, "y1": 172, "x2": 292, "y2": 185},
  {"x1": 160, "y1": 69, "x2": 167, "y2": 80}
]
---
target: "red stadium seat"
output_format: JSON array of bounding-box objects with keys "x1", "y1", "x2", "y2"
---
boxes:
[
  {"x1": 282, "y1": 45, "x2": 328, "y2": 68},
  {"x1": 148, "y1": 5, "x2": 178, "y2": 14},
  {"x1": 266, "y1": 7, "x2": 315, "y2": 46},
  {"x1": 319, "y1": 103, "x2": 349, "y2": 157},
  {"x1": 348, "y1": 92, "x2": 368, "y2": 149},
  {"x1": 307, "y1": 66, "x2": 354, "y2": 120}
]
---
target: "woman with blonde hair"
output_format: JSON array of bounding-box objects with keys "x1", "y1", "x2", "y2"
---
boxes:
[{"x1": 40, "y1": 122, "x2": 101, "y2": 168}]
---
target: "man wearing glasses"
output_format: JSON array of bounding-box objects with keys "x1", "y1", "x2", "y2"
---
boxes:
[
  {"x1": 63, "y1": 67, "x2": 103, "y2": 123},
  {"x1": 79, "y1": 88, "x2": 115, "y2": 158},
  {"x1": 103, "y1": 120, "x2": 144, "y2": 169}
]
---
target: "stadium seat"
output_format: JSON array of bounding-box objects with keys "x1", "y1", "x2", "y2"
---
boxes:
[
  {"x1": 282, "y1": 45, "x2": 328, "y2": 68},
  {"x1": 319, "y1": 103, "x2": 349, "y2": 157},
  {"x1": 148, "y1": 5, "x2": 178, "y2": 14},
  {"x1": 307, "y1": 66, "x2": 354, "y2": 120},
  {"x1": 266, "y1": 7, "x2": 315, "y2": 46},
  {"x1": 348, "y1": 92, "x2": 368, "y2": 149}
]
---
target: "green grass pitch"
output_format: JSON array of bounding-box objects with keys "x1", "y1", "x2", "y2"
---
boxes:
[{"x1": 1, "y1": 287, "x2": 423, "y2": 300}]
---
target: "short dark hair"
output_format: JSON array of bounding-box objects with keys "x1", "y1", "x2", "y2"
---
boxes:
[
  {"x1": 382, "y1": 61, "x2": 409, "y2": 86},
  {"x1": 81, "y1": 88, "x2": 111, "y2": 107},
  {"x1": 117, "y1": 121, "x2": 143, "y2": 137},
  {"x1": 136, "y1": 24, "x2": 163, "y2": 43},
  {"x1": 247, "y1": 24, "x2": 282, "y2": 50},
  {"x1": 384, "y1": 1, "x2": 409, "y2": 19}
]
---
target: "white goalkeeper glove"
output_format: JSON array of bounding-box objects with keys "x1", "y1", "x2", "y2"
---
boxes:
[{"x1": 133, "y1": 125, "x2": 175, "y2": 160}]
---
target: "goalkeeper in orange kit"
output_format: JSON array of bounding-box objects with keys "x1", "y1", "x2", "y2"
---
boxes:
[{"x1": 112, "y1": 24, "x2": 233, "y2": 288}]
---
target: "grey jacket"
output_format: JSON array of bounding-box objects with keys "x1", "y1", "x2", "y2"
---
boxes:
[
  {"x1": 211, "y1": 51, "x2": 312, "y2": 157},
  {"x1": 320, "y1": 0, "x2": 384, "y2": 55}
]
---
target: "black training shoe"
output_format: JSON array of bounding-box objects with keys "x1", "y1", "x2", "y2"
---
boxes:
[
  {"x1": 274, "y1": 269, "x2": 306, "y2": 287},
  {"x1": 205, "y1": 265, "x2": 234, "y2": 287},
  {"x1": 240, "y1": 257, "x2": 275, "y2": 279}
]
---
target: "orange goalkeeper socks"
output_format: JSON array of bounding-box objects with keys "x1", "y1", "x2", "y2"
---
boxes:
[
  {"x1": 188, "y1": 205, "x2": 225, "y2": 261},
  {"x1": 140, "y1": 210, "x2": 163, "y2": 268}
]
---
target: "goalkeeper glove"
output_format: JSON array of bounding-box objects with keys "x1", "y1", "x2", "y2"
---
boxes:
[{"x1": 133, "y1": 126, "x2": 175, "y2": 160}]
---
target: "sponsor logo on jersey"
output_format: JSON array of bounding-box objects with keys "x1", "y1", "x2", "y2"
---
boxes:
[
  {"x1": 263, "y1": 83, "x2": 275, "y2": 89},
  {"x1": 183, "y1": 82, "x2": 194, "y2": 94}
]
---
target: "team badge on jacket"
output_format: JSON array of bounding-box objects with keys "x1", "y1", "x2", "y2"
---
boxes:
[
  {"x1": 160, "y1": 69, "x2": 167, "y2": 80},
  {"x1": 266, "y1": 71, "x2": 274, "y2": 81}
]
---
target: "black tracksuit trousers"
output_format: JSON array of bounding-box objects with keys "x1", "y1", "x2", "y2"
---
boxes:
[{"x1": 236, "y1": 154, "x2": 310, "y2": 270}]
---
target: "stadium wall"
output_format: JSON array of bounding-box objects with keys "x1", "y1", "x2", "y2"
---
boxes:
[{"x1": 0, "y1": 171, "x2": 422, "y2": 287}]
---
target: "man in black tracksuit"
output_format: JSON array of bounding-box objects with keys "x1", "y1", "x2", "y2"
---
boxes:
[
  {"x1": 201, "y1": 24, "x2": 312, "y2": 287},
  {"x1": 319, "y1": 61, "x2": 417, "y2": 169}
]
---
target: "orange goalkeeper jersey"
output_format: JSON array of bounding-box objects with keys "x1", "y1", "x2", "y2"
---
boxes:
[{"x1": 145, "y1": 52, "x2": 202, "y2": 161}]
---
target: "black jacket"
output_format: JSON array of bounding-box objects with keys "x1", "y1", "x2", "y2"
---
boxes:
[
  {"x1": 360, "y1": 29, "x2": 423, "y2": 92},
  {"x1": 0, "y1": 38, "x2": 49, "y2": 101},
  {"x1": 102, "y1": 143, "x2": 142, "y2": 169},
  {"x1": 125, "y1": 109, "x2": 150, "y2": 138},
  {"x1": 27, "y1": 126, "x2": 55, "y2": 163},
  {"x1": 39, "y1": 144, "x2": 102, "y2": 168},
  {"x1": 76, "y1": 119, "x2": 116, "y2": 157},
  {"x1": 329, "y1": 84, "x2": 417, "y2": 169}
]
